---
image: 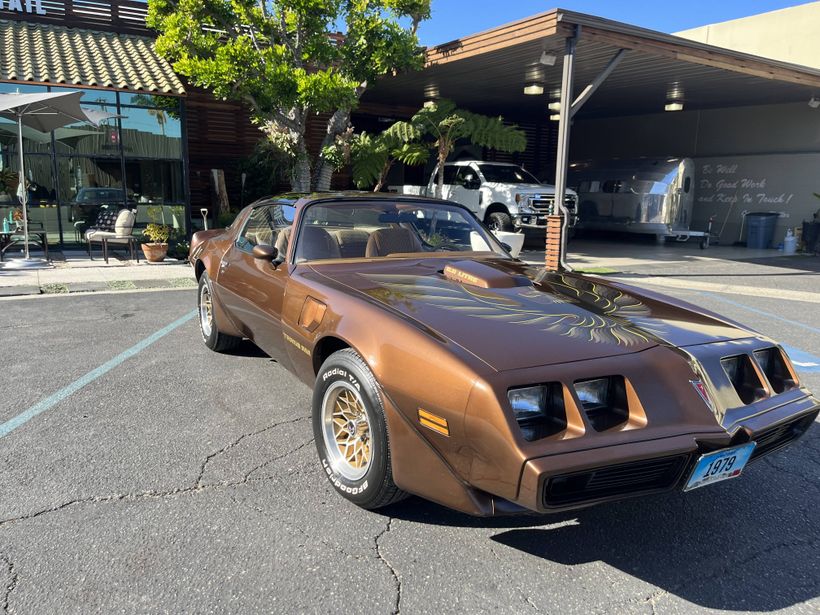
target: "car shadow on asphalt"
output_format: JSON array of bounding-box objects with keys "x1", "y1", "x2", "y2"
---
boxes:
[
  {"x1": 378, "y1": 434, "x2": 819, "y2": 611},
  {"x1": 220, "y1": 339, "x2": 270, "y2": 358}
]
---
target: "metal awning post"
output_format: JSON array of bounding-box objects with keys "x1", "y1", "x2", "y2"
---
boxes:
[
  {"x1": 549, "y1": 27, "x2": 578, "y2": 272},
  {"x1": 16, "y1": 112, "x2": 31, "y2": 260}
]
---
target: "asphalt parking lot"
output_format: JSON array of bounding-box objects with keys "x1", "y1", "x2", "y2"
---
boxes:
[{"x1": 1, "y1": 251, "x2": 818, "y2": 614}]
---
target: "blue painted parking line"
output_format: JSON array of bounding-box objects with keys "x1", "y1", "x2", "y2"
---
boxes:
[
  {"x1": 0, "y1": 309, "x2": 197, "y2": 439},
  {"x1": 782, "y1": 345, "x2": 820, "y2": 373}
]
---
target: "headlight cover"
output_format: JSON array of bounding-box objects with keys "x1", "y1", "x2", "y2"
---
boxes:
[{"x1": 508, "y1": 384, "x2": 566, "y2": 441}]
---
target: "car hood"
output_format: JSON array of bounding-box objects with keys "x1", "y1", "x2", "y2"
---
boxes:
[{"x1": 314, "y1": 257, "x2": 755, "y2": 372}]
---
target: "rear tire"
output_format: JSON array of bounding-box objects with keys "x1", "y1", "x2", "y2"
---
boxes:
[
  {"x1": 313, "y1": 349, "x2": 407, "y2": 509},
  {"x1": 487, "y1": 211, "x2": 513, "y2": 232},
  {"x1": 198, "y1": 271, "x2": 241, "y2": 352}
]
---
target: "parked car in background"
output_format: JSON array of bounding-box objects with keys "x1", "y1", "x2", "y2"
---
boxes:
[
  {"x1": 569, "y1": 157, "x2": 699, "y2": 243},
  {"x1": 188, "y1": 193, "x2": 817, "y2": 517},
  {"x1": 392, "y1": 161, "x2": 578, "y2": 233},
  {"x1": 69, "y1": 187, "x2": 133, "y2": 222}
]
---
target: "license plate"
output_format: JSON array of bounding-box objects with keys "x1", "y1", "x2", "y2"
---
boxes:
[{"x1": 684, "y1": 442, "x2": 756, "y2": 491}]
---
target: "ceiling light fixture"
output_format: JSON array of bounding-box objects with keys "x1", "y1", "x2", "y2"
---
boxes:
[
  {"x1": 548, "y1": 101, "x2": 561, "y2": 112},
  {"x1": 549, "y1": 113, "x2": 560, "y2": 121},
  {"x1": 524, "y1": 83, "x2": 544, "y2": 96},
  {"x1": 539, "y1": 51, "x2": 557, "y2": 66},
  {"x1": 664, "y1": 101, "x2": 684, "y2": 112}
]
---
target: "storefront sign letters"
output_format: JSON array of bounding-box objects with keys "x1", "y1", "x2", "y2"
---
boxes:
[{"x1": 0, "y1": 0, "x2": 47, "y2": 15}]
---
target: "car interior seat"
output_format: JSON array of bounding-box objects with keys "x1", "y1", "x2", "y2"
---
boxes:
[{"x1": 365, "y1": 227, "x2": 423, "y2": 257}]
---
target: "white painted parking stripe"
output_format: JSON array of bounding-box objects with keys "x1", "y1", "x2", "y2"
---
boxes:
[{"x1": 0, "y1": 309, "x2": 197, "y2": 439}]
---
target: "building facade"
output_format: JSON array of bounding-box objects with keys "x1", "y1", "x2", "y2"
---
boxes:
[{"x1": 0, "y1": 0, "x2": 260, "y2": 246}]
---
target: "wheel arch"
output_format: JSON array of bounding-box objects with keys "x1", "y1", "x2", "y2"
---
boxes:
[
  {"x1": 312, "y1": 335, "x2": 352, "y2": 375},
  {"x1": 194, "y1": 259, "x2": 206, "y2": 280},
  {"x1": 483, "y1": 202, "x2": 510, "y2": 221}
]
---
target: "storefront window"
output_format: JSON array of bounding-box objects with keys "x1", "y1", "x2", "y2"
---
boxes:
[
  {"x1": 55, "y1": 156, "x2": 125, "y2": 234},
  {"x1": 126, "y1": 159, "x2": 186, "y2": 233},
  {"x1": 54, "y1": 119, "x2": 121, "y2": 157},
  {"x1": 120, "y1": 107, "x2": 181, "y2": 159},
  {"x1": 0, "y1": 83, "x2": 47, "y2": 95},
  {"x1": 0, "y1": 87, "x2": 186, "y2": 245},
  {"x1": 0, "y1": 153, "x2": 60, "y2": 245}
]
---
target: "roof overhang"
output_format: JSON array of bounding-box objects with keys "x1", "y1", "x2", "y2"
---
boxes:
[
  {"x1": 363, "y1": 8, "x2": 820, "y2": 120},
  {"x1": 0, "y1": 19, "x2": 186, "y2": 96}
]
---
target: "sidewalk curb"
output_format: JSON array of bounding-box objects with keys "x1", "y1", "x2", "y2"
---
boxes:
[{"x1": 0, "y1": 277, "x2": 196, "y2": 298}]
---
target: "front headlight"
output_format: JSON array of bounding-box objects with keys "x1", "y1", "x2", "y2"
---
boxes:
[
  {"x1": 574, "y1": 378, "x2": 610, "y2": 409},
  {"x1": 508, "y1": 384, "x2": 566, "y2": 441},
  {"x1": 573, "y1": 376, "x2": 629, "y2": 431}
]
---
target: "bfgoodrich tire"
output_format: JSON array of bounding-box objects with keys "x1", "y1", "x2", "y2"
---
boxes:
[
  {"x1": 198, "y1": 271, "x2": 241, "y2": 353},
  {"x1": 313, "y1": 349, "x2": 407, "y2": 509}
]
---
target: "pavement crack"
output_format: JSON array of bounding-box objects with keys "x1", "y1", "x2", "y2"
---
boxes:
[
  {"x1": 375, "y1": 517, "x2": 402, "y2": 615},
  {"x1": 1, "y1": 553, "x2": 18, "y2": 615},
  {"x1": 243, "y1": 437, "x2": 315, "y2": 481},
  {"x1": 196, "y1": 416, "x2": 309, "y2": 487}
]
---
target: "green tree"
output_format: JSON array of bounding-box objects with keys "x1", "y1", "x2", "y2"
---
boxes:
[
  {"x1": 348, "y1": 130, "x2": 428, "y2": 191},
  {"x1": 385, "y1": 99, "x2": 527, "y2": 198},
  {"x1": 147, "y1": 0, "x2": 431, "y2": 192}
]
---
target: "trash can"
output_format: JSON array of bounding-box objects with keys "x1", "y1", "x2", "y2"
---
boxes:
[{"x1": 745, "y1": 212, "x2": 779, "y2": 249}]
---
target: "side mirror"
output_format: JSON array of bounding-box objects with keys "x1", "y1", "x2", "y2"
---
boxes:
[
  {"x1": 252, "y1": 244, "x2": 278, "y2": 261},
  {"x1": 464, "y1": 179, "x2": 481, "y2": 190}
]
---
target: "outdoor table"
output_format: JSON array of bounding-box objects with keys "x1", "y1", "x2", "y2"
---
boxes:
[
  {"x1": 101, "y1": 235, "x2": 139, "y2": 264},
  {"x1": 0, "y1": 229, "x2": 49, "y2": 262}
]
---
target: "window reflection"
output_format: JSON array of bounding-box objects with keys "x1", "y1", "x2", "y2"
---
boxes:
[{"x1": 121, "y1": 107, "x2": 181, "y2": 158}]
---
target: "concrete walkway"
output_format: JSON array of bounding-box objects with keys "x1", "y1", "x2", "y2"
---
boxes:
[
  {"x1": 1, "y1": 240, "x2": 816, "y2": 297},
  {"x1": 0, "y1": 249, "x2": 194, "y2": 296}
]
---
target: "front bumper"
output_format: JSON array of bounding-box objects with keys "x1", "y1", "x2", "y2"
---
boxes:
[
  {"x1": 513, "y1": 213, "x2": 579, "y2": 230},
  {"x1": 515, "y1": 403, "x2": 818, "y2": 514}
]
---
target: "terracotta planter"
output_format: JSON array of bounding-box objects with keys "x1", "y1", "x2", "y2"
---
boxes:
[{"x1": 141, "y1": 242, "x2": 168, "y2": 263}]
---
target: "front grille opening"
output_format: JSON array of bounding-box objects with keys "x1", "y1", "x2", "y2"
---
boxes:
[
  {"x1": 753, "y1": 347, "x2": 798, "y2": 394},
  {"x1": 544, "y1": 454, "x2": 689, "y2": 507},
  {"x1": 574, "y1": 376, "x2": 629, "y2": 431},
  {"x1": 514, "y1": 383, "x2": 567, "y2": 442},
  {"x1": 750, "y1": 410, "x2": 818, "y2": 460},
  {"x1": 721, "y1": 354, "x2": 767, "y2": 405}
]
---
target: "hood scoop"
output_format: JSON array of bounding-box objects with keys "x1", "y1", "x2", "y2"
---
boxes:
[{"x1": 442, "y1": 261, "x2": 532, "y2": 289}]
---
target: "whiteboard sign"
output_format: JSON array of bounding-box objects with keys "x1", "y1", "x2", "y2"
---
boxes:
[{"x1": 0, "y1": 0, "x2": 47, "y2": 15}]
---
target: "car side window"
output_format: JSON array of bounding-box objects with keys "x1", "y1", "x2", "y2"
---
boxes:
[
  {"x1": 455, "y1": 167, "x2": 478, "y2": 187},
  {"x1": 236, "y1": 203, "x2": 295, "y2": 253},
  {"x1": 441, "y1": 166, "x2": 458, "y2": 185}
]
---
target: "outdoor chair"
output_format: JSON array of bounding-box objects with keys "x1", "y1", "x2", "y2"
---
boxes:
[{"x1": 86, "y1": 209, "x2": 139, "y2": 263}]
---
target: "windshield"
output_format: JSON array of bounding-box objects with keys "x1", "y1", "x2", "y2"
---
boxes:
[
  {"x1": 478, "y1": 164, "x2": 540, "y2": 184},
  {"x1": 294, "y1": 200, "x2": 508, "y2": 262}
]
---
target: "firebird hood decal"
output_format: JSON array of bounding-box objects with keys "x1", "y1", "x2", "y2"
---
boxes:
[
  {"x1": 316, "y1": 258, "x2": 755, "y2": 371},
  {"x1": 362, "y1": 273, "x2": 664, "y2": 349}
]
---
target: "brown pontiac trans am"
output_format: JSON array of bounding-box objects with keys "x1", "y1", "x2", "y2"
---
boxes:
[{"x1": 189, "y1": 193, "x2": 818, "y2": 516}]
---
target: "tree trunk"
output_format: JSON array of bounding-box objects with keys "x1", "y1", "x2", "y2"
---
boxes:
[
  {"x1": 291, "y1": 136, "x2": 311, "y2": 192},
  {"x1": 313, "y1": 108, "x2": 351, "y2": 192},
  {"x1": 373, "y1": 159, "x2": 393, "y2": 192},
  {"x1": 210, "y1": 169, "x2": 230, "y2": 214},
  {"x1": 435, "y1": 143, "x2": 448, "y2": 199}
]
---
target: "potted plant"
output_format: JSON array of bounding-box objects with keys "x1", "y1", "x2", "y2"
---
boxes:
[{"x1": 141, "y1": 223, "x2": 171, "y2": 262}]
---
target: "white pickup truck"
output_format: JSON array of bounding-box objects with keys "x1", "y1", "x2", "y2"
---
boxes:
[{"x1": 392, "y1": 161, "x2": 578, "y2": 233}]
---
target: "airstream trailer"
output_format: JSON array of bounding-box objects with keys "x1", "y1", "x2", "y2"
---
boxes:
[{"x1": 570, "y1": 158, "x2": 708, "y2": 245}]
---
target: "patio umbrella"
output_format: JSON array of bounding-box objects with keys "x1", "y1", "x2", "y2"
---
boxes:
[{"x1": 0, "y1": 91, "x2": 107, "y2": 268}]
